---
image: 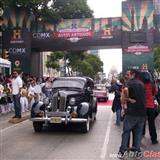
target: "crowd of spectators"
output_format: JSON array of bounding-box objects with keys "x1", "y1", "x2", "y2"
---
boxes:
[
  {"x1": 109, "y1": 69, "x2": 160, "y2": 159},
  {"x1": 0, "y1": 72, "x2": 53, "y2": 116}
]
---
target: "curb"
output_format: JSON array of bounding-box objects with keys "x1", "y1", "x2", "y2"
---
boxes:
[{"x1": 8, "y1": 114, "x2": 30, "y2": 124}]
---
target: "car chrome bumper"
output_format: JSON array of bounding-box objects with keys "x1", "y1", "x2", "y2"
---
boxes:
[{"x1": 30, "y1": 117, "x2": 87, "y2": 123}]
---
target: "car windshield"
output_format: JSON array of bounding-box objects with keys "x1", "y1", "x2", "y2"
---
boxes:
[{"x1": 52, "y1": 79, "x2": 85, "y2": 89}]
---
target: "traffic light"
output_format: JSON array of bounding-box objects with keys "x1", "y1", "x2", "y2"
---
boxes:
[{"x1": 2, "y1": 49, "x2": 9, "y2": 59}]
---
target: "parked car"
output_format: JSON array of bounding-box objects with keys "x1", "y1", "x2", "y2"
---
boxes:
[
  {"x1": 93, "y1": 83, "x2": 109, "y2": 102},
  {"x1": 31, "y1": 77, "x2": 97, "y2": 133}
]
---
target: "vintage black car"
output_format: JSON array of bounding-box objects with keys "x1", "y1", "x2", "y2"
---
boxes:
[{"x1": 31, "y1": 77, "x2": 97, "y2": 133}]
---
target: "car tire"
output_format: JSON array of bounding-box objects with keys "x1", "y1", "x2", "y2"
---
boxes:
[
  {"x1": 93, "y1": 112, "x2": 97, "y2": 121},
  {"x1": 33, "y1": 122, "x2": 43, "y2": 132},
  {"x1": 80, "y1": 117, "x2": 90, "y2": 133},
  {"x1": 92, "y1": 101, "x2": 97, "y2": 121},
  {"x1": 91, "y1": 112, "x2": 96, "y2": 122}
]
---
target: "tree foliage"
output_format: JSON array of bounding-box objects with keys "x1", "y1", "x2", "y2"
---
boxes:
[
  {"x1": 46, "y1": 51, "x2": 103, "y2": 79},
  {"x1": 154, "y1": 48, "x2": 160, "y2": 74},
  {"x1": 67, "y1": 51, "x2": 86, "y2": 72},
  {"x1": 0, "y1": 0, "x2": 50, "y2": 10},
  {"x1": 46, "y1": 51, "x2": 64, "y2": 70},
  {"x1": 1, "y1": 0, "x2": 93, "y2": 23},
  {"x1": 78, "y1": 54, "x2": 103, "y2": 78},
  {"x1": 51, "y1": 0, "x2": 93, "y2": 19}
]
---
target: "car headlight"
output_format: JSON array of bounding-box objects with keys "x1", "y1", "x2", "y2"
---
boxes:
[
  {"x1": 43, "y1": 97, "x2": 49, "y2": 105},
  {"x1": 69, "y1": 97, "x2": 76, "y2": 106}
]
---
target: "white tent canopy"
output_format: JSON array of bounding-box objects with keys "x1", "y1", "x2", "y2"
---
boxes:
[
  {"x1": 0, "y1": 58, "x2": 11, "y2": 68},
  {"x1": 0, "y1": 58, "x2": 11, "y2": 74}
]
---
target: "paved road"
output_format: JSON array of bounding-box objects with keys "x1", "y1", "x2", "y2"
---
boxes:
[{"x1": 0, "y1": 100, "x2": 160, "y2": 160}]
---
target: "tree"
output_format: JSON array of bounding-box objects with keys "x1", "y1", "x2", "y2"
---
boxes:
[
  {"x1": 1, "y1": 0, "x2": 93, "y2": 23},
  {"x1": 78, "y1": 54, "x2": 103, "y2": 79},
  {"x1": 46, "y1": 51, "x2": 64, "y2": 70},
  {"x1": 51, "y1": 0, "x2": 93, "y2": 19},
  {"x1": 1, "y1": 0, "x2": 54, "y2": 22},
  {"x1": 79, "y1": 60, "x2": 94, "y2": 77},
  {"x1": 66, "y1": 52, "x2": 103, "y2": 79},
  {"x1": 0, "y1": 0, "x2": 50, "y2": 10},
  {"x1": 85, "y1": 54, "x2": 103, "y2": 74},
  {"x1": 46, "y1": 51, "x2": 103, "y2": 79},
  {"x1": 154, "y1": 48, "x2": 160, "y2": 76},
  {"x1": 67, "y1": 51, "x2": 86, "y2": 73}
]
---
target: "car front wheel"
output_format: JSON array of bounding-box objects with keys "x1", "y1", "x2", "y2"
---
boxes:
[{"x1": 33, "y1": 122, "x2": 43, "y2": 132}]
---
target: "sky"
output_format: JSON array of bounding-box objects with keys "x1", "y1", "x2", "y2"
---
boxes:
[{"x1": 87, "y1": 0, "x2": 124, "y2": 76}]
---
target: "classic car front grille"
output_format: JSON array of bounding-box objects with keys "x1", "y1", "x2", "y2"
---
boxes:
[
  {"x1": 51, "y1": 92, "x2": 67, "y2": 112},
  {"x1": 59, "y1": 96, "x2": 66, "y2": 111},
  {"x1": 47, "y1": 111, "x2": 67, "y2": 117},
  {"x1": 51, "y1": 94, "x2": 58, "y2": 111}
]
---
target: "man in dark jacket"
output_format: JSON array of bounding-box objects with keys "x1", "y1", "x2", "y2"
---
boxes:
[
  {"x1": 118, "y1": 69, "x2": 146, "y2": 159},
  {"x1": 109, "y1": 79, "x2": 122, "y2": 126}
]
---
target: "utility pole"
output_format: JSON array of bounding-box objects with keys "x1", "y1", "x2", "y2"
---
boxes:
[
  {"x1": 0, "y1": 8, "x2": 4, "y2": 58},
  {"x1": 64, "y1": 51, "x2": 67, "y2": 77}
]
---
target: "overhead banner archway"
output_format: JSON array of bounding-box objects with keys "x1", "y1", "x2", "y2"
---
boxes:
[
  {"x1": 31, "y1": 17, "x2": 122, "y2": 51},
  {"x1": 2, "y1": 0, "x2": 160, "y2": 74}
]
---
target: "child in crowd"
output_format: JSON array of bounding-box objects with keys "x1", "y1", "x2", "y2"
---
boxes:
[{"x1": 20, "y1": 84, "x2": 29, "y2": 112}]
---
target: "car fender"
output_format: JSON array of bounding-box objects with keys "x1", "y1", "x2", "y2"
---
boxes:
[
  {"x1": 79, "y1": 102, "x2": 90, "y2": 117},
  {"x1": 31, "y1": 101, "x2": 44, "y2": 118}
]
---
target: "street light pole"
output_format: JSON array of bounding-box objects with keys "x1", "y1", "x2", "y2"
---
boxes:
[
  {"x1": 64, "y1": 52, "x2": 67, "y2": 76},
  {"x1": 0, "y1": 8, "x2": 4, "y2": 58}
]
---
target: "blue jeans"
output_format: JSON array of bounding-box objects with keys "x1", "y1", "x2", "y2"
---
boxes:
[
  {"x1": 13, "y1": 94, "x2": 21, "y2": 117},
  {"x1": 119, "y1": 115, "x2": 145, "y2": 152},
  {"x1": 45, "y1": 89, "x2": 52, "y2": 98},
  {"x1": 116, "y1": 109, "x2": 121, "y2": 125}
]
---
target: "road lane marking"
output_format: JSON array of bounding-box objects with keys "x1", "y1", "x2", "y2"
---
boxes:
[
  {"x1": 0, "y1": 120, "x2": 29, "y2": 133},
  {"x1": 100, "y1": 109, "x2": 113, "y2": 159}
]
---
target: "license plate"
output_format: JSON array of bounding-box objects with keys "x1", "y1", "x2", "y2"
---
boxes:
[{"x1": 50, "y1": 117, "x2": 62, "y2": 123}]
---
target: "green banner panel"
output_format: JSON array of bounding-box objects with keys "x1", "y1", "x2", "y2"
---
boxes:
[{"x1": 123, "y1": 51, "x2": 154, "y2": 73}]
